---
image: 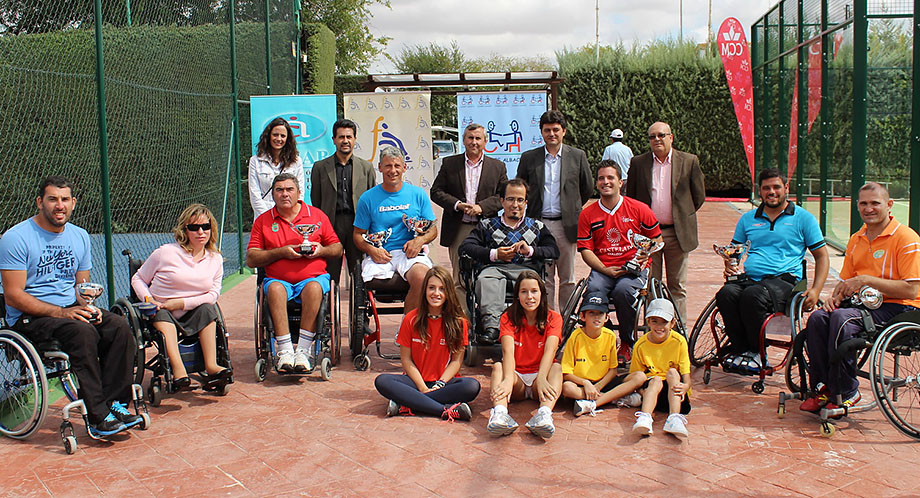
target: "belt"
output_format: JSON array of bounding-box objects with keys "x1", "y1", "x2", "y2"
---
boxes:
[
  {"x1": 543, "y1": 216, "x2": 562, "y2": 221},
  {"x1": 660, "y1": 224, "x2": 674, "y2": 229}
]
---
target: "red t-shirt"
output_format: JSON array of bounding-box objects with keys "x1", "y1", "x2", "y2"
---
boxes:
[
  {"x1": 499, "y1": 310, "x2": 563, "y2": 374},
  {"x1": 577, "y1": 196, "x2": 661, "y2": 268},
  {"x1": 396, "y1": 309, "x2": 469, "y2": 382},
  {"x1": 247, "y1": 201, "x2": 339, "y2": 282}
]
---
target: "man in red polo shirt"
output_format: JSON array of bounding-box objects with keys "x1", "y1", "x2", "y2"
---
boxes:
[{"x1": 247, "y1": 173, "x2": 343, "y2": 373}]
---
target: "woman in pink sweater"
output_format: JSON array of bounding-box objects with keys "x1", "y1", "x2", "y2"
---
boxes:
[{"x1": 131, "y1": 204, "x2": 230, "y2": 390}]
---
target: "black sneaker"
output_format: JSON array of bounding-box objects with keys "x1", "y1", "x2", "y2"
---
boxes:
[
  {"x1": 110, "y1": 401, "x2": 142, "y2": 428},
  {"x1": 89, "y1": 413, "x2": 127, "y2": 437},
  {"x1": 480, "y1": 327, "x2": 499, "y2": 345}
]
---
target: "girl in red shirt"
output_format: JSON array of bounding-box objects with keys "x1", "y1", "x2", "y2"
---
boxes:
[
  {"x1": 374, "y1": 266, "x2": 481, "y2": 421},
  {"x1": 488, "y1": 270, "x2": 563, "y2": 439}
]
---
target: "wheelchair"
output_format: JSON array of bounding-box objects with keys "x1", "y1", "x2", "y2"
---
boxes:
[
  {"x1": 0, "y1": 295, "x2": 149, "y2": 454},
  {"x1": 349, "y1": 262, "x2": 415, "y2": 371},
  {"x1": 111, "y1": 249, "x2": 233, "y2": 406},
  {"x1": 687, "y1": 273, "x2": 809, "y2": 394},
  {"x1": 253, "y1": 268, "x2": 341, "y2": 381},
  {"x1": 777, "y1": 300, "x2": 920, "y2": 440}
]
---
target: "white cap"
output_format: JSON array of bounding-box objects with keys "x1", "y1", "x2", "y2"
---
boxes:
[
  {"x1": 610, "y1": 129, "x2": 624, "y2": 139},
  {"x1": 645, "y1": 298, "x2": 675, "y2": 322}
]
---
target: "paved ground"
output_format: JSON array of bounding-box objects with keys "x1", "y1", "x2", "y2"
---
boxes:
[{"x1": 2, "y1": 201, "x2": 917, "y2": 497}]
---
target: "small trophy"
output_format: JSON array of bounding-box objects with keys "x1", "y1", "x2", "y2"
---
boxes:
[
  {"x1": 294, "y1": 223, "x2": 320, "y2": 256},
  {"x1": 622, "y1": 231, "x2": 664, "y2": 275},
  {"x1": 850, "y1": 285, "x2": 883, "y2": 310},
  {"x1": 77, "y1": 282, "x2": 104, "y2": 321},
  {"x1": 713, "y1": 240, "x2": 751, "y2": 282},
  {"x1": 362, "y1": 228, "x2": 392, "y2": 248},
  {"x1": 402, "y1": 215, "x2": 433, "y2": 237}
]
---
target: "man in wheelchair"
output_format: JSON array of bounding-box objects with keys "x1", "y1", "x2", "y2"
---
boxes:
[
  {"x1": 716, "y1": 168, "x2": 829, "y2": 374},
  {"x1": 0, "y1": 176, "x2": 142, "y2": 437},
  {"x1": 577, "y1": 160, "x2": 661, "y2": 361},
  {"x1": 246, "y1": 173, "x2": 343, "y2": 373},
  {"x1": 458, "y1": 178, "x2": 559, "y2": 344},
  {"x1": 800, "y1": 182, "x2": 920, "y2": 413},
  {"x1": 353, "y1": 146, "x2": 437, "y2": 313}
]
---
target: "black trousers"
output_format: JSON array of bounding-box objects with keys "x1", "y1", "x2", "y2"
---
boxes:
[
  {"x1": 715, "y1": 275, "x2": 796, "y2": 354},
  {"x1": 328, "y1": 212, "x2": 361, "y2": 282},
  {"x1": 13, "y1": 308, "x2": 136, "y2": 423},
  {"x1": 374, "y1": 374, "x2": 481, "y2": 417}
]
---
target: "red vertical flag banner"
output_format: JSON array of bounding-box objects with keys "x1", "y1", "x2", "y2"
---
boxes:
[{"x1": 717, "y1": 17, "x2": 755, "y2": 189}]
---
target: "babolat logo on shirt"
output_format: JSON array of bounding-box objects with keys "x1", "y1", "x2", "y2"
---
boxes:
[{"x1": 379, "y1": 204, "x2": 410, "y2": 212}]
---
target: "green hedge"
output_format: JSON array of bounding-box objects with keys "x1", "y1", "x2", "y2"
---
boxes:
[{"x1": 302, "y1": 22, "x2": 334, "y2": 95}]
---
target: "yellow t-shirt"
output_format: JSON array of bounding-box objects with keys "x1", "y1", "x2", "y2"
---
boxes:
[
  {"x1": 630, "y1": 330, "x2": 691, "y2": 381},
  {"x1": 560, "y1": 326, "x2": 618, "y2": 381}
]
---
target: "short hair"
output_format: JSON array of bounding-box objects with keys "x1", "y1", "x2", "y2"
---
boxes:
[
  {"x1": 464, "y1": 123, "x2": 485, "y2": 137},
  {"x1": 539, "y1": 110, "x2": 567, "y2": 130},
  {"x1": 758, "y1": 168, "x2": 787, "y2": 186},
  {"x1": 501, "y1": 178, "x2": 529, "y2": 200},
  {"x1": 332, "y1": 118, "x2": 357, "y2": 138},
  {"x1": 173, "y1": 203, "x2": 220, "y2": 254},
  {"x1": 859, "y1": 181, "x2": 890, "y2": 200},
  {"x1": 379, "y1": 145, "x2": 405, "y2": 164},
  {"x1": 271, "y1": 173, "x2": 299, "y2": 191},
  {"x1": 596, "y1": 160, "x2": 622, "y2": 180},
  {"x1": 37, "y1": 176, "x2": 74, "y2": 198}
]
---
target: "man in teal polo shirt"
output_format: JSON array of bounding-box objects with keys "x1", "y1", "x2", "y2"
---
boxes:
[{"x1": 715, "y1": 168, "x2": 829, "y2": 373}]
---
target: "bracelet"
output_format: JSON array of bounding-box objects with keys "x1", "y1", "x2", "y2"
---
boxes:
[{"x1": 433, "y1": 380, "x2": 446, "y2": 389}]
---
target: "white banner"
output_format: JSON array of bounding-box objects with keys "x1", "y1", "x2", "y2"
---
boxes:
[{"x1": 344, "y1": 91, "x2": 434, "y2": 190}]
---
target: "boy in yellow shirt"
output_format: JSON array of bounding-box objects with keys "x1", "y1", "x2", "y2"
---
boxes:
[
  {"x1": 561, "y1": 292, "x2": 647, "y2": 417},
  {"x1": 630, "y1": 298, "x2": 691, "y2": 438}
]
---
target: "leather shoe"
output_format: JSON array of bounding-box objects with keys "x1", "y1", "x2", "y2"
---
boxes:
[{"x1": 480, "y1": 327, "x2": 499, "y2": 345}]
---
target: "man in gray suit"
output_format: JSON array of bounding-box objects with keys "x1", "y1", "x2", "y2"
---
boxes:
[
  {"x1": 624, "y1": 121, "x2": 706, "y2": 321},
  {"x1": 431, "y1": 123, "x2": 507, "y2": 301},
  {"x1": 516, "y1": 110, "x2": 593, "y2": 310},
  {"x1": 311, "y1": 118, "x2": 377, "y2": 282}
]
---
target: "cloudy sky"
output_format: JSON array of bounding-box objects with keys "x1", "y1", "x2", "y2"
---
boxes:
[{"x1": 366, "y1": 0, "x2": 776, "y2": 72}]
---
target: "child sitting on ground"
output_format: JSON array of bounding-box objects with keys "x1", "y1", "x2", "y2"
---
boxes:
[
  {"x1": 561, "y1": 292, "x2": 647, "y2": 417},
  {"x1": 630, "y1": 298, "x2": 692, "y2": 439}
]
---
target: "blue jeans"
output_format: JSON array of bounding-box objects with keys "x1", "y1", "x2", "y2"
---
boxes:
[{"x1": 585, "y1": 269, "x2": 647, "y2": 346}]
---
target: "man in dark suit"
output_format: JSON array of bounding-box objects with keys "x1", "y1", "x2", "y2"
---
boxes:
[
  {"x1": 311, "y1": 118, "x2": 377, "y2": 282},
  {"x1": 431, "y1": 123, "x2": 507, "y2": 300},
  {"x1": 624, "y1": 121, "x2": 706, "y2": 322},
  {"x1": 516, "y1": 110, "x2": 593, "y2": 311}
]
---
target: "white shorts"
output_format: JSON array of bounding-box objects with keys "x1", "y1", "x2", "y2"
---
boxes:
[
  {"x1": 516, "y1": 371, "x2": 539, "y2": 400},
  {"x1": 361, "y1": 248, "x2": 433, "y2": 282}
]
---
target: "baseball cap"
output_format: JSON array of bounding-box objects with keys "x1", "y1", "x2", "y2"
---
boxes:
[
  {"x1": 579, "y1": 292, "x2": 609, "y2": 314},
  {"x1": 610, "y1": 129, "x2": 624, "y2": 139},
  {"x1": 645, "y1": 298, "x2": 675, "y2": 322}
]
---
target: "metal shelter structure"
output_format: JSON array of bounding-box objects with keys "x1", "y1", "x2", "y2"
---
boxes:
[{"x1": 361, "y1": 72, "x2": 565, "y2": 110}]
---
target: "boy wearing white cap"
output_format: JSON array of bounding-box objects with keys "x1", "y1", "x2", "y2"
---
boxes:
[{"x1": 629, "y1": 298, "x2": 691, "y2": 438}]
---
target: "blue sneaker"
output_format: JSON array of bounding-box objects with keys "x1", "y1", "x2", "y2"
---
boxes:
[
  {"x1": 89, "y1": 413, "x2": 127, "y2": 437},
  {"x1": 110, "y1": 401, "x2": 142, "y2": 428}
]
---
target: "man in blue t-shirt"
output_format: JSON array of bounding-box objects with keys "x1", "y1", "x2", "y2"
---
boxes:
[
  {"x1": 353, "y1": 146, "x2": 437, "y2": 312},
  {"x1": 0, "y1": 176, "x2": 143, "y2": 437},
  {"x1": 715, "y1": 169, "x2": 829, "y2": 373}
]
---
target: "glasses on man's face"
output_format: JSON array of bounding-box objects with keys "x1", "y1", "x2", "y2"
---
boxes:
[
  {"x1": 648, "y1": 132, "x2": 671, "y2": 140},
  {"x1": 503, "y1": 197, "x2": 526, "y2": 205},
  {"x1": 186, "y1": 223, "x2": 211, "y2": 232}
]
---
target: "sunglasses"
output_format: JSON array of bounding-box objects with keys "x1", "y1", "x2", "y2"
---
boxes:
[
  {"x1": 186, "y1": 223, "x2": 211, "y2": 232},
  {"x1": 648, "y1": 132, "x2": 671, "y2": 140}
]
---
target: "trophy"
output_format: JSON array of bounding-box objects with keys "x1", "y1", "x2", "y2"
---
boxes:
[
  {"x1": 362, "y1": 228, "x2": 392, "y2": 248},
  {"x1": 713, "y1": 240, "x2": 751, "y2": 282},
  {"x1": 294, "y1": 223, "x2": 320, "y2": 256},
  {"x1": 622, "y1": 231, "x2": 664, "y2": 275},
  {"x1": 402, "y1": 215, "x2": 433, "y2": 237},
  {"x1": 847, "y1": 285, "x2": 883, "y2": 310},
  {"x1": 77, "y1": 282, "x2": 104, "y2": 321}
]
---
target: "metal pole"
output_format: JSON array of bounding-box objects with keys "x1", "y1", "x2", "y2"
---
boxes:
[
  {"x1": 679, "y1": 0, "x2": 683, "y2": 42},
  {"x1": 778, "y1": 5, "x2": 788, "y2": 178},
  {"x1": 595, "y1": 0, "x2": 599, "y2": 63},
  {"x1": 851, "y1": 0, "x2": 868, "y2": 233},
  {"x1": 752, "y1": 21, "x2": 760, "y2": 201},
  {"x1": 763, "y1": 15, "x2": 772, "y2": 172},
  {"x1": 264, "y1": 0, "x2": 272, "y2": 94},
  {"x1": 796, "y1": 0, "x2": 806, "y2": 206},
  {"x1": 910, "y1": 0, "x2": 920, "y2": 231},
  {"x1": 125, "y1": 0, "x2": 132, "y2": 26},
  {"x1": 92, "y1": 0, "x2": 116, "y2": 305},
  {"x1": 820, "y1": 0, "x2": 830, "y2": 233},
  {"x1": 230, "y1": 0, "x2": 245, "y2": 273},
  {"x1": 294, "y1": 0, "x2": 302, "y2": 94}
]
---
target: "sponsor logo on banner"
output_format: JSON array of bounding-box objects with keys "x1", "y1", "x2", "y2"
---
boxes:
[
  {"x1": 457, "y1": 91, "x2": 546, "y2": 177},
  {"x1": 286, "y1": 114, "x2": 327, "y2": 144},
  {"x1": 717, "y1": 17, "x2": 755, "y2": 189}
]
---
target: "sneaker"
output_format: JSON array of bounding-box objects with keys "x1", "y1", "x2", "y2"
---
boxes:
[
  {"x1": 487, "y1": 408, "x2": 519, "y2": 437},
  {"x1": 525, "y1": 409, "x2": 555, "y2": 439},
  {"x1": 617, "y1": 343, "x2": 632, "y2": 365},
  {"x1": 89, "y1": 413, "x2": 127, "y2": 437},
  {"x1": 397, "y1": 406, "x2": 415, "y2": 416},
  {"x1": 663, "y1": 413, "x2": 689, "y2": 439},
  {"x1": 386, "y1": 399, "x2": 400, "y2": 417},
  {"x1": 293, "y1": 348, "x2": 314, "y2": 373},
  {"x1": 109, "y1": 401, "x2": 142, "y2": 427},
  {"x1": 574, "y1": 399, "x2": 602, "y2": 417},
  {"x1": 632, "y1": 411, "x2": 653, "y2": 436},
  {"x1": 800, "y1": 383, "x2": 830, "y2": 413},
  {"x1": 826, "y1": 390, "x2": 862, "y2": 413},
  {"x1": 276, "y1": 350, "x2": 295, "y2": 373},
  {"x1": 616, "y1": 392, "x2": 643, "y2": 408},
  {"x1": 441, "y1": 402, "x2": 472, "y2": 422}
]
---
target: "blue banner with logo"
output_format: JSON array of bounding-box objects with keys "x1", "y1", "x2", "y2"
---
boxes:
[
  {"x1": 456, "y1": 91, "x2": 547, "y2": 178},
  {"x1": 250, "y1": 94, "x2": 336, "y2": 203}
]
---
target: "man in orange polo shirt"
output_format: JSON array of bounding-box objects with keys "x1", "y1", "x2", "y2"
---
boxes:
[
  {"x1": 247, "y1": 173, "x2": 343, "y2": 374},
  {"x1": 800, "y1": 183, "x2": 920, "y2": 413}
]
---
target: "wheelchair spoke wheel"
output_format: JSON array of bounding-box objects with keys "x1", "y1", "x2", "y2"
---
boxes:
[
  {"x1": 785, "y1": 331, "x2": 810, "y2": 394},
  {"x1": 112, "y1": 300, "x2": 147, "y2": 386},
  {"x1": 688, "y1": 298, "x2": 723, "y2": 367},
  {"x1": 655, "y1": 281, "x2": 687, "y2": 338},
  {"x1": 350, "y1": 270, "x2": 367, "y2": 359},
  {"x1": 332, "y1": 285, "x2": 342, "y2": 366},
  {"x1": 0, "y1": 332, "x2": 49, "y2": 439},
  {"x1": 558, "y1": 279, "x2": 587, "y2": 359},
  {"x1": 870, "y1": 323, "x2": 920, "y2": 440}
]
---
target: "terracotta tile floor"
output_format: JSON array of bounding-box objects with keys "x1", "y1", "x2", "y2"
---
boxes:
[{"x1": 2, "y1": 201, "x2": 917, "y2": 497}]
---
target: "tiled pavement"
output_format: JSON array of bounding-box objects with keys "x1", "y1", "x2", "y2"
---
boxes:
[{"x1": 2, "y1": 201, "x2": 917, "y2": 497}]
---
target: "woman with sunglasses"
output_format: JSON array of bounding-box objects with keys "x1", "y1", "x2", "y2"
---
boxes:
[
  {"x1": 131, "y1": 204, "x2": 230, "y2": 390},
  {"x1": 249, "y1": 117, "x2": 305, "y2": 219}
]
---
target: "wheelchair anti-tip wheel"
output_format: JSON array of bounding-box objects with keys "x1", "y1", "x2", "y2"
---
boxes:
[
  {"x1": 354, "y1": 354, "x2": 370, "y2": 371},
  {"x1": 147, "y1": 379, "x2": 162, "y2": 407},
  {"x1": 254, "y1": 358, "x2": 267, "y2": 382},
  {"x1": 321, "y1": 357, "x2": 332, "y2": 381}
]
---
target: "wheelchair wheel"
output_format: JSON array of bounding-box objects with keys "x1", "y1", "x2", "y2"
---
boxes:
[
  {"x1": 350, "y1": 269, "x2": 367, "y2": 359},
  {"x1": 463, "y1": 344, "x2": 479, "y2": 367},
  {"x1": 784, "y1": 330, "x2": 810, "y2": 394},
  {"x1": 650, "y1": 278, "x2": 687, "y2": 338},
  {"x1": 332, "y1": 285, "x2": 342, "y2": 366},
  {"x1": 688, "y1": 298, "x2": 725, "y2": 367},
  {"x1": 558, "y1": 278, "x2": 588, "y2": 358},
  {"x1": 0, "y1": 331, "x2": 49, "y2": 439},
  {"x1": 111, "y1": 299, "x2": 146, "y2": 386},
  {"x1": 870, "y1": 322, "x2": 920, "y2": 440}
]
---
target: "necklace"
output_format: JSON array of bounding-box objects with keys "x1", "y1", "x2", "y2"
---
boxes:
[{"x1": 427, "y1": 313, "x2": 441, "y2": 320}]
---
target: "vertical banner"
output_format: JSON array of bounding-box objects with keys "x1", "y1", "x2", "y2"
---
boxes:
[
  {"x1": 250, "y1": 94, "x2": 336, "y2": 203},
  {"x1": 343, "y1": 91, "x2": 434, "y2": 189},
  {"x1": 717, "y1": 17, "x2": 755, "y2": 189},
  {"x1": 456, "y1": 91, "x2": 547, "y2": 178}
]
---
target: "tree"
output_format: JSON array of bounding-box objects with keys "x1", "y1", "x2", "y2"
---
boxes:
[{"x1": 301, "y1": 0, "x2": 390, "y2": 74}]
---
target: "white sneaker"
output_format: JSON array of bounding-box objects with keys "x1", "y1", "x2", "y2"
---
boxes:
[
  {"x1": 487, "y1": 408, "x2": 519, "y2": 437},
  {"x1": 293, "y1": 348, "x2": 314, "y2": 373},
  {"x1": 525, "y1": 409, "x2": 555, "y2": 439},
  {"x1": 574, "y1": 399, "x2": 602, "y2": 417},
  {"x1": 632, "y1": 411, "x2": 653, "y2": 436},
  {"x1": 275, "y1": 350, "x2": 295, "y2": 373},
  {"x1": 663, "y1": 413, "x2": 689, "y2": 439},
  {"x1": 616, "y1": 392, "x2": 643, "y2": 408},
  {"x1": 386, "y1": 399, "x2": 400, "y2": 417}
]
